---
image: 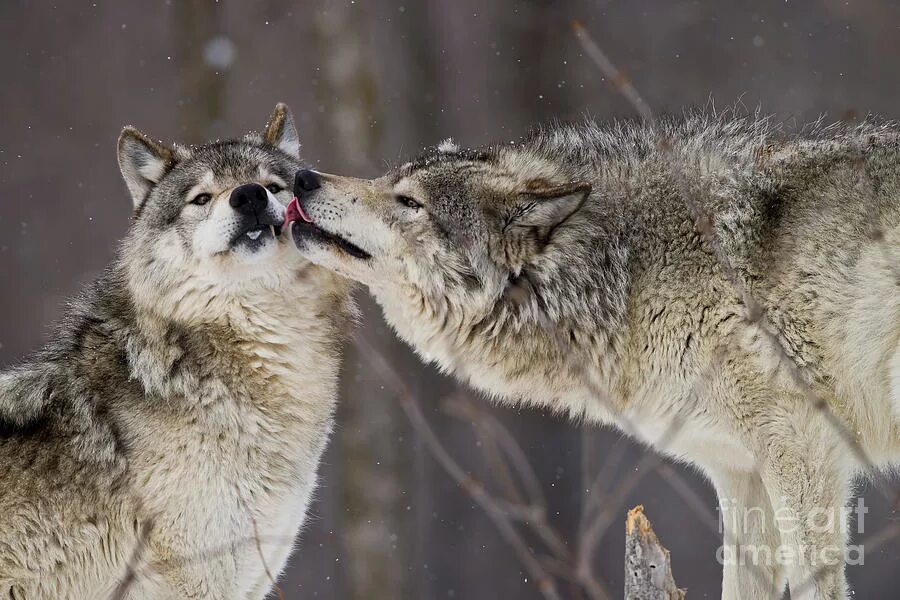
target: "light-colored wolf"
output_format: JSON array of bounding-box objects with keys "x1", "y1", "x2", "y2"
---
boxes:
[
  {"x1": 0, "y1": 104, "x2": 352, "y2": 599},
  {"x1": 288, "y1": 114, "x2": 900, "y2": 599}
]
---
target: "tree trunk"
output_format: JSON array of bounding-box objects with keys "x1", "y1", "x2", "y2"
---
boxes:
[
  {"x1": 310, "y1": 4, "x2": 410, "y2": 600},
  {"x1": 174, "y1": 0, "x2": 228, "y2": 143}
]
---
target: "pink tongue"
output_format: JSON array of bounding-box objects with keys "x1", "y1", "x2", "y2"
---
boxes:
[{"x1": 285, "y1": 197, "x2": 313, "y2": 225}]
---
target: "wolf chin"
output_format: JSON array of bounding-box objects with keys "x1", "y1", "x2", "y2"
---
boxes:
[
  {"x1": 0, "y1": 104, "x2": 353, "y2": 599},
  {"x1": 290, "y1": 114, "x2": 900, "y2": 599}
]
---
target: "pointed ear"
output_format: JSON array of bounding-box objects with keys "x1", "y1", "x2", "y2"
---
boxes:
[
  {"x1": 117, "y1": 127, "x2": 175, "y2": 209},
  {"x1": 264, "y1": 102, "x2": 300, "y2": 158},
  {"x1": 513, "y1": 179, "x2": 591, "y2": 229}
]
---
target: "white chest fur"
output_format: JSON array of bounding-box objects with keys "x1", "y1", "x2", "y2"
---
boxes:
[{"x1": 124, "y1": 277, "x2": 348, "y2": 597}]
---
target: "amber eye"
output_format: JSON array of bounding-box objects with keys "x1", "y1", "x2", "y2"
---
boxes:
[
  {"x1": 191, "y1": 193, "x2": 212, "y2": 206},
  {"x1": 396, "y1": 195, "x2": 422, "y2": 209},
  {"x1": 266, "y1": 183, "x2": 283, "y2": 195}
]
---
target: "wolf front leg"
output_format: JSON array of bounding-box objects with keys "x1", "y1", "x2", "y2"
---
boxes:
[
  {"x1": 758, "y1": 412, "x2": 853, "y2": 600},
  {"x1": 709, "y1": 468, "x2": 786, "y2": 600}
]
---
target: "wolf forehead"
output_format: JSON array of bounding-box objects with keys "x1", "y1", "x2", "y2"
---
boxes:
[
  {"x1": 171, "y1": 140, "x2": 297, "y2": 185},
  {"x1": 391, "y1": 136, "x2": 569, "y2": 191},
  {"x1": 392, "y1": 140, "x2": 496, "y2": 183},
  {"x1": 136, "y1": 141, "x2": 296, "y2": 212}
]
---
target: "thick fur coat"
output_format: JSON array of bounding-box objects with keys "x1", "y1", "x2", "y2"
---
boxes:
[
  {"x1": 0, "y1": 105, "x2": 352, "y2": 599},
  {"x1": 289, "y1": 113, "x2": 900, "y2": 600}
]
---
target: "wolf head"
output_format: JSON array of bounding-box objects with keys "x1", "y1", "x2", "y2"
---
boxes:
[
  {"x1": 118, "y1": 103, "x2": 309, "y2": 324},
  {"x1": 289, "y1": 139, "x2": 592, "y2": 312}
]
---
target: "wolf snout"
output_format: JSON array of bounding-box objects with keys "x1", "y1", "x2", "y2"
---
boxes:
[
  {"x1": 230, "y1": 183, "x2": 269, "y2": 216},
  {"x1": 294, "y1": 169, "x2": 322, "y2": 196},
  {"x1": 290, "y1": 170, "x2": 321, "y2": 226}
]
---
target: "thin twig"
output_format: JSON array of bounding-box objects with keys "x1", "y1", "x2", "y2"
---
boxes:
[
  {"x1": 572, "y1": 20, "x2": 654, "y2": 121},
  {"x1": 109, "y1": 519, "x2": 154, "y2": 600},
  {"x1": 575, "y1": 426, "x2": 680, "y2": 578},
  {"x1": 355, "y1": 334, "x2": 569, "y2": 600},
  {"x1": 441, "y1": 395, "x2": 529, "y2": 506},
  {"x1": 444, "y1": 394, "x2": 574, "y2": 563},
  {"x1": 444, "y1": 394, "x2": 548, "y2": 510},
  {"x1": 235, "y1": 486, "x2": 286, "y2": 600},
  {"x1": 656, "y1": 463, "x2": 719, "y2": 535},
  {"x1": 857, "y1": 521, "x2": 900, "y2": 556}
]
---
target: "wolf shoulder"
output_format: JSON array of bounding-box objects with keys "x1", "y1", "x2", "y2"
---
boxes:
[{"x1": 0, "y1": 278, "x2": 137, "y2": 479}]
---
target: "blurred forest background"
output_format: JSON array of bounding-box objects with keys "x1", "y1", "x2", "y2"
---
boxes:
[{"x1": 1, "y1": 1, "x2": 899, "y2": 598}]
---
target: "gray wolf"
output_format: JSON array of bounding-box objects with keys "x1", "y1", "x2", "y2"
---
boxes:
[
  {"x1": 0, "y1": 104, "x2": 352, "y2": 599},
  {"x1": 288, "y1": 114, "x2": 900, "y2": 599}
]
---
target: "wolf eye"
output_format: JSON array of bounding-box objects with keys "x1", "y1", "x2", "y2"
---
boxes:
[
  {"x1": 266, "y1": 183, "x2": 283, "y2": 195},
  {"x1": 190, "y1": 193, "x2": 212, "y2": 206},
  {"x1": 396, "y1": 195, "x2": 422, "y2": 209}
]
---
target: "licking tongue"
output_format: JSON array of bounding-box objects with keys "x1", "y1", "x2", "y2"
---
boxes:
[{"x1": 285, "y1": 197, "x2": 314, "y2": 226}]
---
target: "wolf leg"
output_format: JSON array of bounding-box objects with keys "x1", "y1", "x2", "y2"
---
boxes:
[
  {"x1": 709, "y1": 468, "x2": 785, "y2": 600},
  {"x1": 759, "y1": 423, "x2": 851, "y2": 600}
]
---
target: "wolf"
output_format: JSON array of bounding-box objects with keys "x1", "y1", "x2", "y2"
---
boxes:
[
  {"x1": 288, "y1": 114, "x2": 900, "y2": 599},
  {"x1": 0, "y1": 104, "x2": 353, "y2": 599}
]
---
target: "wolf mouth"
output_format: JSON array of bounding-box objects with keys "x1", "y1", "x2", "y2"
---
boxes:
[
  {"x1": 290, "y1": 221, "x2": 371, "y2": 260},
  {"x1": 230, "y1": 223, "x2": 283, "y2": 251}
]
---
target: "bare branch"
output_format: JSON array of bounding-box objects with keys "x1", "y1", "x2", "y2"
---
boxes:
[
  {"x1": 444, "y1": 394, "x2": 548, "y2": 512},
  {"x1": 655, "y1": 463, "x2": 719, "y2": 535},
  {"x1": 235, "y1": 486, "x2": 286, "y2": 600},
  {"x1": 355, "y1": 334, "x2": 567, "y2": 600},
  {"x1": 572, "y1": 20, "x2": 654, "y2": 121},
  {"x1": 109, "y1": 519, "x2": 154, "y2": 600}
]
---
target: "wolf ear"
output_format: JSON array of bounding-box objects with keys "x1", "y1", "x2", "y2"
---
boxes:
[
  {"x1": 264, "y1": 103, "x2": 300, "y2": 158},
  {"x1": 513, "y1": 179, "x2": 591, "y2": 230},
  {"x1": 117, "y1": 127, "x2": 175, "y2": 209}
]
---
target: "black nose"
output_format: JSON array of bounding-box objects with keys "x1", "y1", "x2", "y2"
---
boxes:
[
  {"x1": 294, "y1": 169, "x2": 322, "y2": 196},
  {"x1": 229, "y1": 183, "x2": 268, "y2": 215}
]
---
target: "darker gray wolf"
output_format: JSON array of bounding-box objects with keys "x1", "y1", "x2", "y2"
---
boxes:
[{"x1": 288, "y1": 114, "x2": 900, "y2": 599}]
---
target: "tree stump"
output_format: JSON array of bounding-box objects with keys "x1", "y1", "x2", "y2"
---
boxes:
[{"x1": 625, "y1": 505, "x2": 685, "y2": 599}]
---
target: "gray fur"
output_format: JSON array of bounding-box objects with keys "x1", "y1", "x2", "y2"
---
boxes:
[
  {"x1": 0, "y1": 104, "x2": 353, "y2": 599},
  {"x1": 292, "y1": 112, "x2": 900, "y2": 600}
]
